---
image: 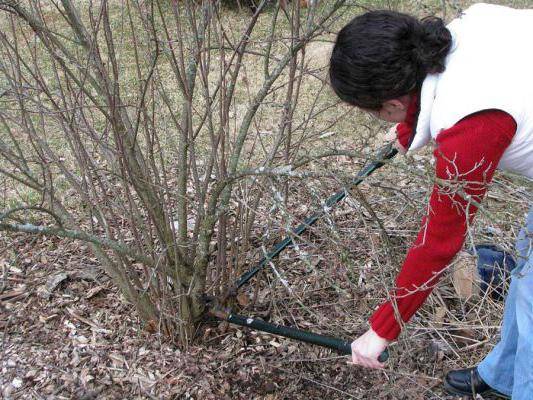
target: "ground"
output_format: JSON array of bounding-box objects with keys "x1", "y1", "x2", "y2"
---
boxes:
[
  {"x1": 1, "y1": 0, "x2": 532, "y2": 399},
  {"x1": 2, "y1": 180, "x2": 526, "y2": 399},
  {"x1": 1, "y1": 233, "x2": 447, "y2": 399}
]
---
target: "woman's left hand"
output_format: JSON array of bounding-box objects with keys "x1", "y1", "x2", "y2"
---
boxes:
[{"x1": 349, "y1": 328, "x2": 390, "y2": 369}]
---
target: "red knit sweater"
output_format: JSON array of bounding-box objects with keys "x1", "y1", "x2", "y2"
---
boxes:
[{"x1": 369, "y1": 99, "x2": 517, "y2": 341}]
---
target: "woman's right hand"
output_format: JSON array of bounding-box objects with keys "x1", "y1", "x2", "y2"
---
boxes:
[
  {"x1": 385, "y1": 125, "x2": 408, "y2": 154},
  {"x1": 394, "y1": 137, "x2": 408, "y2": 154}
]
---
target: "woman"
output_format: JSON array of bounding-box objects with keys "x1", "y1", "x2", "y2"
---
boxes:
[{"x1": 329, "y1": 3, "x2": 533, "y2": 399}]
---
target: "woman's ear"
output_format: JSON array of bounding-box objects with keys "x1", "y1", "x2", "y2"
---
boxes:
[
  {"x1": 383, "y1": 94, "x2": 411, "y2": 113},
  {"x1": 382, "y1": 100, "x2": 402, "y2": 113},
  {"x1": 380, "y1": 94, "x2": 412, "y2": 122}
]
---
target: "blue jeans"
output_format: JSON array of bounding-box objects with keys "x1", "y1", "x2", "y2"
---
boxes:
[{"x1": 478, "y1": 205, "x2": 533, "y2": 399}]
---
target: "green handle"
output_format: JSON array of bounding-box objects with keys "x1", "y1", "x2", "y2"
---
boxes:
[{"x1": 227, "y1": 313, "x2": 389, "y2": 363}]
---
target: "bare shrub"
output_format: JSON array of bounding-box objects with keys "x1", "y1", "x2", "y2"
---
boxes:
[{"x1": 0, "y1": 0, "x2": 352, "y2": 345}]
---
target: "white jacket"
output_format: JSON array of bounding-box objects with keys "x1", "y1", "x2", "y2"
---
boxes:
[{"x1": 409, "y1": 3, "x2": 533, "y2": 180}]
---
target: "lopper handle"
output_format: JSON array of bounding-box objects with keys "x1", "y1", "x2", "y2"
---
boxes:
[
  {"x1": 233, "y1": 142, "x2": 399, "y2": 291},
  {"x1": 226, "y1": 313, "x2": 390, "y2": 363}
]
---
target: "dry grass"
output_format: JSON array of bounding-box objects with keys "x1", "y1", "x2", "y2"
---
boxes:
[{"x1": 1, "y1": 1, "x2": 532, "y2": 399}]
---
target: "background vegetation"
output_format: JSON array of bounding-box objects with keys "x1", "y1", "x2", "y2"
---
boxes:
[{"x1": 0, "y1": 1, "x2": 531, "y2": 399}]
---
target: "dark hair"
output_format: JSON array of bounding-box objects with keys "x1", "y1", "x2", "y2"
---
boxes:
[{"x1": 329, "y1": 11, "x2": 452, "y2": 110}]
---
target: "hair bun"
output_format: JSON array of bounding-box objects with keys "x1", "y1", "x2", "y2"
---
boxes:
[
  {"x1": 329, "y1": 10, "x2": 452, "y2": 109},
  {"x1": 417, "y1": 17, "x2": 452, "y2": 73}
]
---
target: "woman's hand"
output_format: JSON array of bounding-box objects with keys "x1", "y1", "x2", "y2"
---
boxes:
[
  {"x1": 394, "y1": 138, "x2": 408, "y2": 154},
  {"x1": 384, "y1": 125, "x2": 408, "y2": 155},
  {"x1": 349, "y1": 328, "x2": 390, "y2": 369}
]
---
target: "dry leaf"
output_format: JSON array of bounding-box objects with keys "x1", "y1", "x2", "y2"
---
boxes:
[
  {"x1": 109, "y1": 353, "x2": 126, "y2": 368},
  {"x1": 25, "y1": 370, "x2": 38, "y2": 380},
  {"x1": 11, "y1": 377, "x2": 23, "y2": 388},
  {"x1": 39, "y1": 314, "x2": 58, "y2": 323},
  {"x1": 452, "y1": 254, "x2": 477, "y2": 300},
  {"x1": 75, "y1": 335, "x2": 89, "y2": 345},
  {"x1": 236, "y1": 292, "x2": 250, "y2": 307},
  {"x1": 433, "y1": 306, "x2": 447, "y2": 327},
  {"x1": 145, "y1": 320, "x2": 158, "y2": 333},
  {"x1": 85, "y1": 286, "x2": 104, "y2": 299},
  {"x1": 38, "y1": 273, "x2": 68, "y2": 299},
  {"x1": 80, "y1": 368, "x2": 94, "y2": 385},
  {"x1": 453, "y1": 328, "x2": 479, "y2": 347}
]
